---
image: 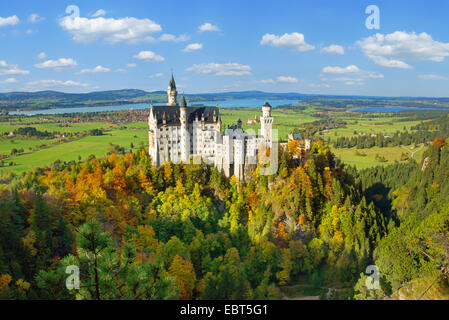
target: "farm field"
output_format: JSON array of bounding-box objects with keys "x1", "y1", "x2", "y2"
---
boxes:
[
  {"x1": 331, "y1": 144, "x2": 425, "y2": 169},
  {"x1": 2, "y1": 127, "x2": 148, "y2": 173},
  {"x1": 0, "y1": 121, "x2": 116, "y2": 134}
]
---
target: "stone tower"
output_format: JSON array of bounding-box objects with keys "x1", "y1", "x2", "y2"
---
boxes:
[
  {"x1": 167, "y1": 73, "x2": 178, "y2": 106},
  {"x1": 180, "y1": 95, "x2": 190, "y2": 162},
  {"x1": 260, "y1": 102, "x2": 273, "y2": 146}
]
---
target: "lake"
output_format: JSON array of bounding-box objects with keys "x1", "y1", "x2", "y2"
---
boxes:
[
  {"x1": 10, "y1": 99, "x2": 300, "y2": 116},
  {"x1": 347, "y1": 106, "x2": 444, "y2": 112}
]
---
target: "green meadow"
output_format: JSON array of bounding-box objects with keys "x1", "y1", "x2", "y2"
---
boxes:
[
  {"x1": 331, "y1": 144, "x2": 425, "y2": 169},
  {"x1": 2, "y1": 127, "x2": 148, "y2": 173}
]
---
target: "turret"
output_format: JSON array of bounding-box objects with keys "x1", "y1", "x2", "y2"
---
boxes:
[
  {"x1": 180, "y1": 95, "x2": 187, "y2": 120},
  {"x1": 262, "y1": 101, "x2": 272, "y2": 117},
  {"x1": 180, "y1": 95, "x2": 189, "y2": 163},
  {"x1": 261, "y1": 101, "x2": 273, "y2": 147},
  {"x1": 167, "y1": 73, "x2": 178, "y2": 106}
]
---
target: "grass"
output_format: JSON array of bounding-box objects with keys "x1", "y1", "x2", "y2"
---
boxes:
[
  {"x1": 3, "y1": 127, "x2": 148, "y2": 173},
  {"x1": 331, "y1": 145, "x2": 423, "y2": 169},
  {"x1": 0, "y1": 121, "x2": 115, "y2": 134}
]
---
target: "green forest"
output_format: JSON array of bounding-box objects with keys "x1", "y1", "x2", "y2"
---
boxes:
[{"x1": 0, "y1": 136, "x2": 448, "y2": 300}]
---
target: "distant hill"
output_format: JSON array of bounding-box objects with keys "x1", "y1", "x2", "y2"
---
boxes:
[
  {"x1": 0, "y1": 89, "x2": 304, "y2": 111},
  {"x1": 1, "y1": 88, "x2": 449, "y2": 111}
]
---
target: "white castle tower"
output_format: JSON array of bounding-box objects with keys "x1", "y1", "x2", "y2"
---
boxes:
[
  {"x1": 179, "y1": 95, "x2": 190, "y2": 162},
  {"x1": 260, "y1": 102, "x2": 273, "y2": 147},
  {"x1": 167, "y1": 73, "x2": 178, "y2": 106}
]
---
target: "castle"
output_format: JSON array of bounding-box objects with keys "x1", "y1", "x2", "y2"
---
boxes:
[{"x1": 148, "y1": 74, "x2": 275, "y2": 181}]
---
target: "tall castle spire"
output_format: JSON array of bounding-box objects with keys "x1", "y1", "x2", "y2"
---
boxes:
[{"x1": 167, "y1": 73, "x2": 178, "y2": 106}]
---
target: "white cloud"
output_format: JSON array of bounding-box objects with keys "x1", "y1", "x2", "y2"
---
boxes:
[
  {"x1": 126, "y1": 63, "x2": 137, "y2": 68},
  {"x1": 0, "y1": 15, "x2": 19, "y2": 27},
  {"x1": 322, "y1": 65, "x2": 360, "y2": 74},
  {"x1": 259, "y1": 79, "x2": 275, "y2": 84},
  {"x1": 261, "y1": 32, "x2": 315, "y2": 52},
  {"x1": 59, "y1": 15, "x2": 162, "y2": 43},
  {"x1": 115, "y1": 68, "x2": 127, "y2": 73},
  {"x1": 321, "y1": 65, "x2": 383, "y2": 86},
  {"x1": 159, "y1": 33, "x2": 189, "y2": 42},
  {"x1": 0, "y1": 60, "x2": 30, "y2": 75},
  {"x1": 335, "y1": 78, "x2": 365, "y2": 86},
  {"x1": 26, "y1": 80, "x2": 89, "y2": 89},
  {"x1": 77, "y1": 65, "x2": 110, "y2": 74},
  {"x1": 0, "y1": 78, "x2": 18, "y2": 84},
  {"x1": 149, "y1": 73, "x2": 164, "y2": 78},
  {"x1": 320, "y1": 44, "x2": 344, "y2": 55},
  {"x1": 418, "y1": 74, "x2": 448, "y2": 81},
  {"x1": 277, "y1": 76, "x2": 298, "y2": 83},
  {"x1": 357, "y1": 31, "x2": 449, "y2": 69},
  {"x1": 28, "y1": 14, "x2": 45, "y2": 23},
  {"x1": 182, "y1": 43, "x2": 203, "y2": 52},
  {"x1": 133, "y1": 51, "x2": 165, "y2": 62},
  {"x1": 92, "y1": 9, "x2": 106, "y2": 17},
  {"x1": 366, "y1": 72, "x2": 384, "y2": 79},
  {"x1": 186, "y1": 62, "x2": 251, "y2": 76},
  {"x1": 37, "y1": 52, "x2": 46, "y2": 59},
  {"x1": 198, "y1": 22, "x2": 220, "y2": 32},
  {"x1": 34, "y1": 58, "x2": 77, "y2": 70},
  {"x1": 308, "y1": 83, "x2": 331, "y2": 88}
]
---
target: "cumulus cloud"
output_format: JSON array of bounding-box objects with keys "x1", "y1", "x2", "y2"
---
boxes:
[
  {"x1": 0, "y1": 78, "x2": 18, "y2": 84},
  {"x1": 28, "y1": 14, "x2": 45, "y2": 23},
  {"x1": 0, "y1": 15, "x2": 19, "y2": 27},
  {"x1": 59, "y1": 15, "x2": 162, "y2": 43},
  {"x1": 261, "y1": 32, "x2": 315, "y2": 52},
  {"x1": 34, "y1": 58, "x2": 77, "y2": 70},
  {"x1": 26, "y1": 79, "x2": 89, "y2": 89},
  {"x1": 277, "y1": 76, "x2": 298, "y2": 83},
  {"x1": 332, "y1": 77, "x2": 365, "y2": 86},
  {"x1": 37, "y1": 52, "x2": 46, "y2": 59},
  {"x1": 159, "y1": 33, "x2": 189, "y2": 42},
  {"x1": 133, "y1": 51, "x2": 165, "y2": 62},
  {"x1": 182, "y1": 43, "x2": 203, "y2": 52},
  {"x1": 77, "y1": 65, "x2": 111, "y2": 74},
  {"x1": 322, "y1": 65, "x2": 360, "y2": 74},
  {"x1": 198, "y1": 22, "x2": 220, "y2": 32},
  {"x1": 259, "y1": 79, "x2": 275, "y2": 84},
  {"x1": 126, "y1": 63, "x2": 136, "y2": 68},
  {"x1": 357, "y1": 31, "x2": 449, "y2": 69},
  {"x1": 0, "y1": 60, "x2": 30, "y2": 75},
  {"x1": 418, "y1": 74, "x2": 448, "y2": 81},
  {"x1": 92, "y1": 9, "x2": 106, "y2": 17},
  {"x1": 186, "y1": 63, "x2": 251, "y2": 76},
  {"x1": 320, "y1": 44, "x2": 344, "y2": 55},
  {"x1": 321, "y1": 65, "x2": 383, "y2": 86},
  {"x1": 308, "y1": 83, "x2": 331, "y2": 88}
]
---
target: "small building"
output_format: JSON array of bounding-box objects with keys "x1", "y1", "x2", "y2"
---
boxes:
[
  {"x1": 247, "y1": 118, "x2": 257, "y2": 125},
  {"x1": 8, "y1": 131, "x2": 14, "y2": 137}
]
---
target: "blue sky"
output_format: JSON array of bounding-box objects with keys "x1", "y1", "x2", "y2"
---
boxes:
[{"x1": 1, "y1": 0, "x2": 449, "y2": 97}]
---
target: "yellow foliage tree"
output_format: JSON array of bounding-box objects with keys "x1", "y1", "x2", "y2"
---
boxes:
[{"x1": 168, "y1": 254, "x2": 197, "y2": 300}]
